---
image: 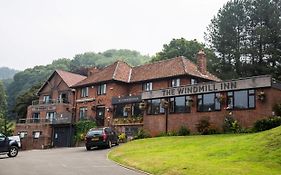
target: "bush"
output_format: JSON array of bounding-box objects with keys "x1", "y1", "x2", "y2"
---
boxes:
[
  {"x1": 196, "y1": 118, "x2": 211, "y2": 135},
  {"x1": 253, "y1": 116, "x2": 281, "y2": 132},
  {"x1": 177, "y1": 126, "x2": 190, "y2": 136},
  {"x1": 118, "y1": 133, "x2": 127, "y2": 143},
  {"x1": 74, "y1": 120, "x2": 96, "y2": 142},
  {"x1": 134, "y1": 129, "x2": 151, "y2": 140},
  {"x1": 196, "y1": 118, "x2": 220, "y2": 135},
  {"x1": 223, "y1": 116, "x2": 241, "y2": 133}
]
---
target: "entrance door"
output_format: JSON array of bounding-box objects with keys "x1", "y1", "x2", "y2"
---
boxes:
[
  {"x1": 96, "y1": 107, "x2": 105, "y2": 127},
  {"x1": 53, "y1": 126, "x2": 72, "y2": 147}
]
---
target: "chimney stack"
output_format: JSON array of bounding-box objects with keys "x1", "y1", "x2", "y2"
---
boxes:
[
  {"x1": 88, "y1": 67, "x2": 99, "y2": 76},
  {"x1": 197, "y1": 49, "x2": 207, "y2": 74}
]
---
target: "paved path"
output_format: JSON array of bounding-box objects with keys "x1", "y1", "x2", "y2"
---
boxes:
[{"x1": 0, "y1": 147, "x2": 145, "y2": 175}]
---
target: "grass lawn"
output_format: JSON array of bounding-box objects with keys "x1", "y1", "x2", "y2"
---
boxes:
[{"x1": 108, "y1": 126, "x2": 281, "y2": 175}]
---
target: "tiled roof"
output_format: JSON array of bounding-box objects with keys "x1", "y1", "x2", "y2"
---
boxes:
[
  {"x1": 38, "y1": 70, "x2": 86, "y2": 94},
  {"x1": 72, "y1": 57, "x2": 220, "y2": 87},
  {"x1": 130, "y1": 57, "x2": 220, "y2": 82},
  {"x1": 73, "y1": 61, "x2": 131, "y2": 87},
  {"x1": 56, "y1": 70, "x2": 87, "y2": 87}
]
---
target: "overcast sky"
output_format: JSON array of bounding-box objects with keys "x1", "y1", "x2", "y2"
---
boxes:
[{"x1": 0, "y1": 0, "x2": 228, "y2": 70}]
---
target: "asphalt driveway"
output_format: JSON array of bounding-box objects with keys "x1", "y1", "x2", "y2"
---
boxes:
[{"x1": 0, "y1": 147, "x2": 145, "y2": 175}]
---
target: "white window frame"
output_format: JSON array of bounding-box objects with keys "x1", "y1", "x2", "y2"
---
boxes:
[
  {"x1": 81, "y1": 87, "x2": 89, "y2": 97},
  {"x1": 171, "y1": 78, "x2": 180, "y2": 87}
]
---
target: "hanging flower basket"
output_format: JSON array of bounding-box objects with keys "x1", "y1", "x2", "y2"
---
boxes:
[
  {"x1": 139, "y1": 102, "x2": 146, "y2": 110},
  {"x1": 257, "y1": 91, "x2": 266, "y2": 102},
  {"x1": 216, "y1": 94, "x2": 225, "y2": 104}
]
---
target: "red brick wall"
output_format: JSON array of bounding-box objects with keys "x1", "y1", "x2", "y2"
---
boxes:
[
  {"x1": 14, "y1": 124, "x2": 52, "y2": 150},
  {"x1": 143, "y1": 87, "x2": 281, "y2": 136}
]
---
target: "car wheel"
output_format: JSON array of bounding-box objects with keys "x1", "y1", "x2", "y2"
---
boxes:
[
  {"x1": 8, "y1": 146, "x2": 18, "y2": 157},
  {"x1": 107, "y1": 140, "x2": 112, "y2": 148},
  {"x1": 115, "y1": 139, "x2": 119, "y2": 145},
  {"x1": 86, "y1": 146, "x2": 91, "y2": 151}
]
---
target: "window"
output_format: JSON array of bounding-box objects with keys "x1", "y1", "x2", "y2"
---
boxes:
[
  {"x1": 18, "y1": 131, "x2": 27, "y2": 139},
  {"x1": 143, "y1": 82, "x2": 153, "y2": 91},
  {"x1": 171, "y1": 78, "x2": 180, "y2": 87},
  {"x1": 43, "y1": 95, "x2": 51, "y2": 104},
  {"x1": 81, "y1": 87, "x2": 89, "y2": 97},
  {"x1": 97, "y1": 84, "x2": 106, "y2": 95},
  {"x1": 132, "y1": 103, "x2": 142, "y2": 116},
  {"x1": 32, "y1": 113, "x2": 40, "y2": 123},
  {"x1": 46, "y1": 112, "x2": 56, "y2": 121},
  {"x1": 197, "y1": 93, "x2": 221, "y2": 112},
  {"x1": 114, "y1": 104, "x2": 128, "y2": 118},
  {"x1": 32, "y1": 131, "x2": 42, "y2": 139},
  {"x1": 147, "y1": 99, "x2": 165, "y2": 115},
  {"x1": 170, "y1": 96, "x2": 191, "y2": 113},
  {"x1": 227, "y1": 89, "x2": 255, "y2": 109},
  {"x1": 191, "y1": 78, "x2": 198, "y2": 85},
  {"x1": 79, "y1": 107, "x2": 87, "y2": 119},
  {"x1": 59, "y1": 93, "x2": 68, "y2": 103}
]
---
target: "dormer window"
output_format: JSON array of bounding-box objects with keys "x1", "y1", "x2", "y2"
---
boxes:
[
  {"x1": 81, "y1": 87, "x2": 89, "y2": 97},
  {"x1": 143, "y1": 82, "x2": 153, "y2": 91},
  {"x1": 171, "y1": 78, "x2": 180, "y2": 87},
  {"x1": 191, "y1": 78, "x2": 198, "y2": 85}
]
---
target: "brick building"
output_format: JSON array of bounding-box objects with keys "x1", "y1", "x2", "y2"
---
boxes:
[
  {"x1": 15, "y1": 70, "x2": 86, "y2": 149},
  {"x1": 15, "y1": 50, "x2": 281, "y2": 149},
  {"x1": 71, "y1": 50, "x2": 281, "y2": 136}
]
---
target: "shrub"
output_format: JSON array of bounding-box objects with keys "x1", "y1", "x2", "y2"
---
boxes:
[
  {"x1": 74, "y1": 120, "x2": 96, "y2": 142},
  {"x1": 196, "y1": 118, "x2": 211, "y2": 135},
  {"x1": 253, "y1": 116, "x2": 281, "y2": 132},
  {"x1": 223, "y1": 116, "x2": 241, "y2": 133},
  {"x1": 177, "y1": 126, "x2": 190, "y2": 136},
  {"x1": 118, "y1": 133, "x2": 127, "y2": 143},
  {"x1": 134, "y1": 129, "x2": 151, "y2": 140}
]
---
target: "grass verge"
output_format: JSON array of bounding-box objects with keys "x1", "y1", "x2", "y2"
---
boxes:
[{"x1": 109, "y1": 126, "x2": 281, "y2": 175}]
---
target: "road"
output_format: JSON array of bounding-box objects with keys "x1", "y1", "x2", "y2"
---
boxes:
[{"x1": 0, "y1": 147, "x2": 146, "y2": 175}]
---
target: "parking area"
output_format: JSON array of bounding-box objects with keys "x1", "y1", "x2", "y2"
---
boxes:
[{"x1": 0, "y1": 147, "x2": 145, "y2": 175}]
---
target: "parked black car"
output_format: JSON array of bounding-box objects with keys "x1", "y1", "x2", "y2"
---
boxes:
[
  {"x1": 85, "y1": 127, "x2": 119, "y2": 150},
  {"x1": 0, "y1": 133, "x2": 19, "y2": 157}
]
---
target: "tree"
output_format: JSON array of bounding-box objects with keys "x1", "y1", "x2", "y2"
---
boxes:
[
  {"x1": 0, "y1": 81, "x2": 8, "y2": 134},
  {"x1": 152, "y1": 38, "x2": 220, "y2": 76},
  {"x1": 205, "y1": 0, "x2": 281, "y2": 80},
  {"x1": 13, "y1": 83, "x2": 42, "y2": 119}
]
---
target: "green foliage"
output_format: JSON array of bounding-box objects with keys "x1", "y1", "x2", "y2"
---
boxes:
[
  {"x1": 223, "y1": 116, "x2": 242, "y2": 133},
  {"x1": 196, "y1": 118, "x2": 211, "y2": 135},
  {"x1": 177, "y1": 126, "x2": 190, "y2": 136},
  {"x1": 133, "y1": 129, "x2": 151, "y2": 140},
  {"x1": 13, "y1": 83, "x2": 42, "y2": 118},
  {"x1": 74, "y1": 120, "x2": 96, "y2": 142},
  {"x1": 118, "y1": 133, "x2": 127, "y2": 143},
  {"x1": 253, "y1": 116, "x2": 281, "y2": 132},
  {"x1": 152, "y1": 38, "x2": 220, "y2": 75},
  {"x1": 205, "y1": 0, "x2": 281, "y2": 80}
]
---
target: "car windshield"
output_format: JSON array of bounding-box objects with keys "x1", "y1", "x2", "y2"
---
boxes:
[{"x1": 87, "y1": 129, "x2": 103, "y2": 136}]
